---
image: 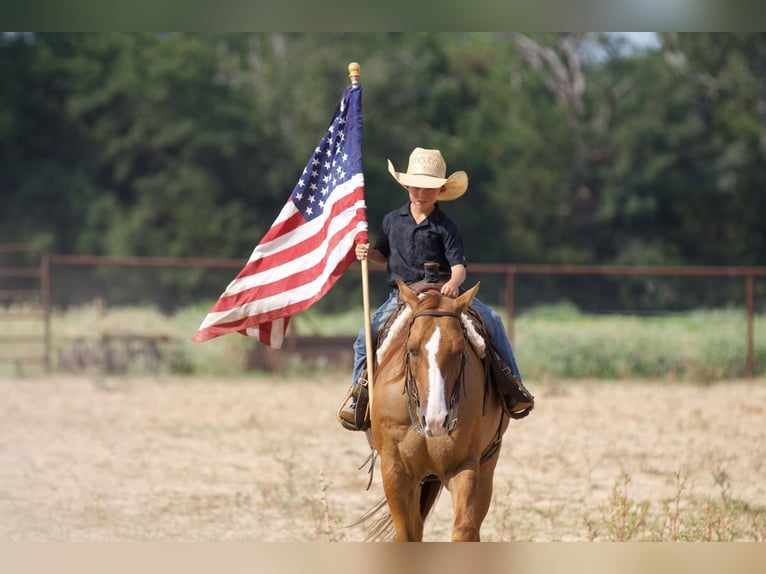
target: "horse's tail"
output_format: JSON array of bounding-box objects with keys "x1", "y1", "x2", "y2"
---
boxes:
[
  {"x1": 351, "y1": 496, "x2": 395, "y2": 542},
  {"x1": 419, "y1": 475, "x2": 443, "y2": 522},
  {"x1": 351, "y1": 477, "x2": 444, "y2": 542}
]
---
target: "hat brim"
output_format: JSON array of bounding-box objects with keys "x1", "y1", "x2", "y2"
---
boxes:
[{"x1": 387, "y1": 159, "x2": 468, "y2": 201}]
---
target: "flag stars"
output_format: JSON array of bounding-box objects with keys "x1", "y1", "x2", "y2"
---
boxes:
[
  {"x1": 289, "y1": 90, "x2": 359, "y2": 222},
  {"x1": 194, "y1": 85, "x2": 362, "y2": 345}
]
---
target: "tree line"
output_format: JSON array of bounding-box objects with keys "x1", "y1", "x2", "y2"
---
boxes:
[{"x1": 2, "y1": 33, "x2": 765, "y2": 310}]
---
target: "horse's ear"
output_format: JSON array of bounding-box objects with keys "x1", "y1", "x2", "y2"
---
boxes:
[
  {"x1": 397, "y1": 279, "x2": 420, "y2": 309},
  {"x1": 456, "y1": 282, "x2": 480, "y2": 311}
]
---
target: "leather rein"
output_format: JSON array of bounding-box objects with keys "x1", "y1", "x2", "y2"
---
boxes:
[
  {"x1": 402, "y1": 310, "x2": 467, "y2": 437},
  {"x1": 401, "y1": 307, "x2": 506, "y2": 465}
]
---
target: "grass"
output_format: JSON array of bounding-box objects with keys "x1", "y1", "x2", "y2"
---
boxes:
[
  {"x1": 2, "y1": 300, "x2": 764, "y2": 380},
  {"x1": 511, "y1": 303, "x2": 765, "y2": 381},
  {"x1": 583, "y1": 471, "x2": 766, "y2": 542}
]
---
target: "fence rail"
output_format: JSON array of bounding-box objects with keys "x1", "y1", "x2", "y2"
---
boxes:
[
  {"x1": 1, "y1": 246, "x2": 763, "y2": 376},
  {"x1": 488, "y1": 264, "x2": 765, "y2": 377}
]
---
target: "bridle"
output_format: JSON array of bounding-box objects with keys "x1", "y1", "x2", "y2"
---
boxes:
[{"x1": 402, "y1": 310, "x2": 468, "y2": 436}]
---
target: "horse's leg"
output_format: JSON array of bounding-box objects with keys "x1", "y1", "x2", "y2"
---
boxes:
[
  {"x1": 381, "y1": 456, "x2": 424, "y2": 541},
  {"x1": 472, "y1": 448, "x2": 503, "y2": 537},
  {"x1": 445, "y1": 462, "x2": 481, "y2": 541}
]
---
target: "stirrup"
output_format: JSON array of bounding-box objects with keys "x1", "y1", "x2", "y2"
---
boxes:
[{"x1": 337, "y1": 377, "x2": 370, "y2": 431}]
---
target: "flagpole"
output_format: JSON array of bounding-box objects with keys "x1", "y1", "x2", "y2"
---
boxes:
[{"x1": 349, "y1": 62, "x2": 374, "y2": 412}]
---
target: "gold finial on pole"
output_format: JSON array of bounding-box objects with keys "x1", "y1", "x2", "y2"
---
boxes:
[{"x1": 348, "y1": 62, "x2": 360, "y2": 85}]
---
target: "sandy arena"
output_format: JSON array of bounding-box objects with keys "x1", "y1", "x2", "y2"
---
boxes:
[{"x1": 1, "y1": 374, "x2": 765, "y2": 541}]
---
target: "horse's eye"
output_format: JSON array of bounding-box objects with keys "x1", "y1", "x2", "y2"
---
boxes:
[{"x1": 408, "y1": 347, "x2": 418, "y2": 358}]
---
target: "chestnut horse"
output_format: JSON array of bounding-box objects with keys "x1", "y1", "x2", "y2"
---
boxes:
[{"x1": 360, "y1": 280, "x2": 509, "y2": 541}]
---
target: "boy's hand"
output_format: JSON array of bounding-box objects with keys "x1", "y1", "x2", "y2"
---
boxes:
[
  {"x1": 355, "y1": 243, "x2": 370, "y2": 261},
  {"x1": 441, "y1": 280, "x2": 460, "y2": 298}
]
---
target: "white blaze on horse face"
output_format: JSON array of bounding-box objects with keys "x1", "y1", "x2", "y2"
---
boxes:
[{"x1": 424, "y1": 326, "x2": 449, "y2": 437}]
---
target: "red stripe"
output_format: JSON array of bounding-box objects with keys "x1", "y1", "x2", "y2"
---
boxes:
[
  {"x1": 246, "y1": 316, "x2": 290, "y2": 348},
  {"x1": 208, "y1": 214, "x2": 362, "y2": 313},
  {"x1": 258, "y1": 209, "x2": 304, "y2": 245},
  {"x1": 240, "y1": 187, "x2": 363, "y2": 275},
  {"x1": 208, "y1": 190, "x2": 364, "y2": 312},
  {"x1": 192, "y1": 250, "x2": 355, "y2": 342}
]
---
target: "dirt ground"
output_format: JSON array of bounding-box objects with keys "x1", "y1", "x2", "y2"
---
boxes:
[{"x1": 1, "y1": 374, "x2": 765, "y2": 542}]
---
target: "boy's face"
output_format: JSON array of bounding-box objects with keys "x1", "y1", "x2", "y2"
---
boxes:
[{"x1": 406, "y1": 185, "x2": 443, "y2": 209}]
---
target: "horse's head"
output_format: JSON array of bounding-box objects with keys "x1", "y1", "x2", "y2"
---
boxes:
[{"x1": 396, "y1": 280, "x2": 480, "y2": 437}]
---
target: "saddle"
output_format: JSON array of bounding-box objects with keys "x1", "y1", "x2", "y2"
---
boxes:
[
  {"x1": 339, "y1": 265, "x2": 534, "y2": 432},
  {"x1": 405, "y1": 265, "x2": 534, "y2": 419},
  {"x1": 376, "y1": 283, "x2": 534, "y2": 421},
  {"x1": 463, "y1": 307, "x2": 535, "y2": 420}
]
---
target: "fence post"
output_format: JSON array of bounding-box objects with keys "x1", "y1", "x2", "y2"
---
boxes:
[
  {"x1": 504, "y1": 270, "x2": 516, "y2": 345},
  {"x1": 746, "y1": 275, "x2": 754, "y2": 377},
  {"x1": 42, "y1": 250, "x2": 51, "y2": 373}
]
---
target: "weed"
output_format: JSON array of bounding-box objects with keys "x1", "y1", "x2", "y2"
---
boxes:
[
  {"x1": 586, "y1": 469, "x2": 766, "y2": 541},
  {"x1": 312, "y1": 469, "x2": 346, "y2": 542}
]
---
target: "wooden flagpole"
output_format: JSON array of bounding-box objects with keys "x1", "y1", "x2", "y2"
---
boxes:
[{"x1": 348, "y1": 62, "x2": 374, "y2": 411}]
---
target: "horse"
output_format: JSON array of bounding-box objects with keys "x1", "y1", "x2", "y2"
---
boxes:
[{"x1": 358, "y1": 279, "x2": 509, "y2": 541}]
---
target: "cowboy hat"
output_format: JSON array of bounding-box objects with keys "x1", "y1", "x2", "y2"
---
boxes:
[{"x1": 387, "y1": 147, "x2": 468, "y2": 201}]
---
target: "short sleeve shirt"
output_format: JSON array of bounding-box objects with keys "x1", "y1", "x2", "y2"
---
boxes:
[{"x1": 374, "y1": 203, "x2": 467, "y2": 287}]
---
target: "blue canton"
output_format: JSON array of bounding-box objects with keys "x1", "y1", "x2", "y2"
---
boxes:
[{"x1": 290, "y1": 85, "x2": 362, "y2": 222}]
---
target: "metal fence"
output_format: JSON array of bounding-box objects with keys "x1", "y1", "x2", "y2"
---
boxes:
[
  {"x1": 2, "y1": 244, "x2": 764, "y2": 376},
  {"x1": 0, "y1": 244, "x2": 50, "y2": 374}
]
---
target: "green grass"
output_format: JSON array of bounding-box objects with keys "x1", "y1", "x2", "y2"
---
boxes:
[
  {"x1": 513, "y1": 304, "x2": 765, "y2": 381},
  {"x1": 2, "y1": 301, "x2": 763, "y2": 379}
]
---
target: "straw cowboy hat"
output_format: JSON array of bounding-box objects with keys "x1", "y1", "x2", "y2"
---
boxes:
[{"x1": 387, "y1": 147, "x2": 468, "y2": 201}]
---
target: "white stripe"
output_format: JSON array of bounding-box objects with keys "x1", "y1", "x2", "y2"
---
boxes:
[
  {"x1": 245, "y1": 317, "x2": 285, "y2": 347},
  {"x1": 424, "y1": 326, "x2": 448, "y2": 429},
  {"x1": 223, "y1": 201, "x2": 365, "y2": 297},
  {"x1": 196, "y1": 222, "x2": 364, "y2": 329},
  {"x1": 246, "y1": 174, "x2": 364, "y2": 265}
]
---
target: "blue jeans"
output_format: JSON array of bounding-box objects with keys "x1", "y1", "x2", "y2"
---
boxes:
[{"x1": 350, "y1": 288, "x2": 522, "y2": 386}]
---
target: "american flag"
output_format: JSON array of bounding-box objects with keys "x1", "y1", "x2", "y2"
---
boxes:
[{"x1": 193, "y1": 83, "x2": 367, "y2": 348}]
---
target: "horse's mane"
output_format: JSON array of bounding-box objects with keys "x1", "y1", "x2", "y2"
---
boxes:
[
  {"x1": 376, "y1": 290, "x2": 457, "y2": 376},
  {"x1": 376, "y1": 319, "x2": 408, "y2": 376},
  {"x1": 415, "y1": 290, "x2": 443, "y2": 311}
]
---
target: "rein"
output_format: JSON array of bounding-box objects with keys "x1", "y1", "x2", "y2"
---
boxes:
[{"x1": 402, "y1": 310, "x2": 467, "y2": 436}]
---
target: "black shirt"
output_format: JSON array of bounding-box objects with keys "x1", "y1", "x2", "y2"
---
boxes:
[{"x1": 374, "y1": 202, "x2": 467, "y2": 287}]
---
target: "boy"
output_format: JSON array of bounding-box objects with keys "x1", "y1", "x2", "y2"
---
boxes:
[{"x1": 339, "y1": 147, "x2": 529, "y2": 430}]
